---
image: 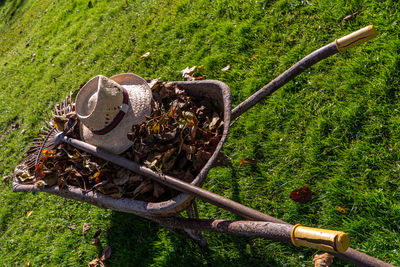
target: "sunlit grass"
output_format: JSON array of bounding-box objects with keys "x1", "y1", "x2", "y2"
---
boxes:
[{"x1": 1, "y1": 0, "x2": 400, "y2": 265}]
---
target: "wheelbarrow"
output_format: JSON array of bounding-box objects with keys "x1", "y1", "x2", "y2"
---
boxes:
[{"x1": 13, "y1": 25, "x2": 392, "y2": 266}]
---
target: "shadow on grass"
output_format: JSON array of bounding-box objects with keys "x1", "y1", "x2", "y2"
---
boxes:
[
  {"x1": 106, "y1": 210, "x2": 279, "y2": 266},
  {"x1": 104, "y1": 161, "x2": 281, "y2": 265},
  {"x1": 1, "y1": 0, "x2": 27, "y2": 19}
]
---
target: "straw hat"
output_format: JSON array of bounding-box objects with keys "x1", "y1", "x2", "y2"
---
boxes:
[{"x1": 75, "y1": 73, "x2": 152, "y2": 154}]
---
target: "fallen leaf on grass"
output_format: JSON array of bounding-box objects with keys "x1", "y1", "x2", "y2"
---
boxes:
[
  {"x1": 26, "y1": 210, "x2": 34, "y2": 217},
  {"x1": 68, "y1": 225, "x2": 77, "y2": 231},
  {"x1": 312, "y1": 253, "x2": 334, "y2": 267},
  {"x1": 289, "y1": 186, "x2": 312, "y2": 203},
  {"x1": 221, "y1": 64, "x2": 230, "y2": 71},
  {"x1": 101, "y1": 246, "x2": 112, "y2": 261},
  {"x1": 93, "y1": 229, "x2": 102, "y2": 239},
  {"x1": 83, "y1": 223, "x2": 91, "y2": 236},
  {"x1": 239, "y1": 158, "x2": 258, "y2": 167},
  {"x1": 91, "y1": 238, "x2": 100, "y2": 246},
  {"x1": 88, "y1": 258, "x2": 104, "y2": 267},
  {"x1": 2, "y1": 175, "x2": 11, "y2": 184},
  {"x1": 336, "y1": 206, "x2": 349, "y2": 214},
  {"x1": 251, "y1": 55, "x2": 258, "y2": 60},
  {"x1": 341, "y1": 12, "x2": 358, "y2": 23},
  {"x1": 11, "y1": 123, "x2": 20, "y2": 130}
]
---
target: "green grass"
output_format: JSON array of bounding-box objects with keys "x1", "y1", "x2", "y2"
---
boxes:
[{"x1": 1, "y1": 0, "x2": 400, "y2": 265}]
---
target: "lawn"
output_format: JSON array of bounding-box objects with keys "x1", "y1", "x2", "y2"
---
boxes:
[{"x1": 0, "y1": 0, "x2": 399, "y2": 266}]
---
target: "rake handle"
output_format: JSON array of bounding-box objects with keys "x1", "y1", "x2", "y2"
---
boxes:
[
  {"x1": 231, "y1": 25, "x2": 377, "y2": 120},
  {"x1": 56, "y1": 134, "x2": 285, "y2": 224}
]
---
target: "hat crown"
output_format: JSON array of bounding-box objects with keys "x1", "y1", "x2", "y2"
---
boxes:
[
  {"x1": 75, "y1": 73, "x2": 152, "y2": 154},
  {"x1": 76, "y1": 75, "x2": 125, "y2": 131}
]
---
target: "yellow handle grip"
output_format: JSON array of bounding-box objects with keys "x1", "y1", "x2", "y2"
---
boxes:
[
  {"x1": 335, "y1": 25, "x2": 377, "y2": 52},
  {"x1": 291, "y1": 224, "x2": 350, "y2": 253}
]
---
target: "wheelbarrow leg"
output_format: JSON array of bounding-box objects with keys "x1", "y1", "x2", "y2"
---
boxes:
[
  {"x1": 185, "y1": 201, "x2": 208, "y2": 249},
  {"x1": 146, "y1": 201, "x2": 208, "y2": 249}
]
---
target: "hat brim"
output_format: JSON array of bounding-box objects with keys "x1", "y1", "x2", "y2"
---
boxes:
[{"x1": 79, "y1": 73, "x2": 152, "y2": 154}]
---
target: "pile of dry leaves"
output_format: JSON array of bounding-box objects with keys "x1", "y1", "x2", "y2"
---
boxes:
[{"x1": 15, "y1": 80, "x2": 223, "y2": 202}]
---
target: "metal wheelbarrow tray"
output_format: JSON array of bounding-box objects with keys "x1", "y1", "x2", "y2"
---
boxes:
[
  {"x1": 12, "y1": 25, "x2": 394, "y2": 266},
  {"x1": 13, "y1": 79, "x2": 232, "y2": 217}
]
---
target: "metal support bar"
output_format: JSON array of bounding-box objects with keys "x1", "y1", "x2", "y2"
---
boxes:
[{"x1": 149, "y1": 217, "x2": 293, "y2": 243}]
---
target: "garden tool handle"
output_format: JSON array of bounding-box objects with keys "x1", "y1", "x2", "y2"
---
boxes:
[
  {"x1": 335, "y1": 25, "x2": 377, "y2": 52},
  {"x1": 149, "y1": 217, "x2": 349, "y2": 253},
  {"x1": 291, "y1": 224, "x2": 349, "y2": 253},
  {"x1": 231, "y1": 25, "x2": 377, "y2": 120}
]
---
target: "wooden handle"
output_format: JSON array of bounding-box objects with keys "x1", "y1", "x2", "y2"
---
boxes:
[
  {"x1": 335, "y1": 25, "x2": 377, "y2": 52},
  {"x1": 291, "y1": 224, "x2": 350, "y2": 253}
]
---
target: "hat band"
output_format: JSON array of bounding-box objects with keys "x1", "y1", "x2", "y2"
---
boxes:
[{"x1": 92, "y1": 87, "x2": 129, "y2": 135}]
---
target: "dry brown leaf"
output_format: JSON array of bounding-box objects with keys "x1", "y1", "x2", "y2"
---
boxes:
[
  {"x1": 91, "y1": 238, "x2": 100, "y2": 246},
  {"x1": 162, "y1": 148, "x2": 177, "y2": 163},
  {"x1": 88, "y1": 258, "x2": 104, "y2": 267},
  {"x1": 43, "y1": 175, "x2": 58, "y2": 186},
  {"x1": 52, "y1": 115, "x2": 68, "y2": 131},
  {"x1": 148, "y1": 78, "x2": 160, "y2": 90},
  {"x1": 239, "y1": 158, "x2": 258, "y2": 167},
  {"x1": 180, "y1": 66, "x2": 196, "y2": 76},
  {"x1": 83, "y1": 223, "x2": 91, "y2": 236},
  {"x1": 93, "y1": 228, "x2": 102, "y2": 239},
  {"x1": 115, "y1": 169, "x2": 131, "y2": 186},
  {"x1": 221, "y1": 64, "x2": 230, "y2": 71},
  {"x1": 290, "y1": 186, "x2": 312, "y2": 203},
  {"x1": 100, "y1": 246, "x2": 112, "y2": 261},
  {"x1": 251, "y1": 55, "x2": 258, "y2": 60},
  {"x1": 195, "y1": 75, "x2": 205, "y2": 80},
  {"x1": 133, "y1": 180, "x2": 153, "y2": 198},
  {"x1": 342, "y1": 12, "x2": 358, "y2": 23},
  {"x1": 180, "y1": 66, "x2": 196, "y2": 80},
  {"x1": 68, "y1": 225, "x2": 77, "y2": 231},
  {"x1": 336, "y1": 206, "x2": 349, "y2": 214},
  {"x1": 208, "y1": 113, "x2": 220, "y2": 130},
  {"x1": 2, "y1": 175, "x2": 11, "y2": 184},
  {"x1": 153, "y1": 182, "x2": 165, "y2": 199},
  {"x1": 312, "y1": 253, "x2": 334, "y2": 267}
]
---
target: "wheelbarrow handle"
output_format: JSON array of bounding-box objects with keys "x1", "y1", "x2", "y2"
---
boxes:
[
  {"x1": 335, "y1": 25, "x2": 377, "y2": 53},
  {"x1": 149, "y1": 217, "x2": 349, "y2": 253},
  {"x1": 231, "y1": 25, "x2": 377, "y2": 120},
  {"x1": 55, "y1": 134, "x2": 394, "y2": 266}
]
